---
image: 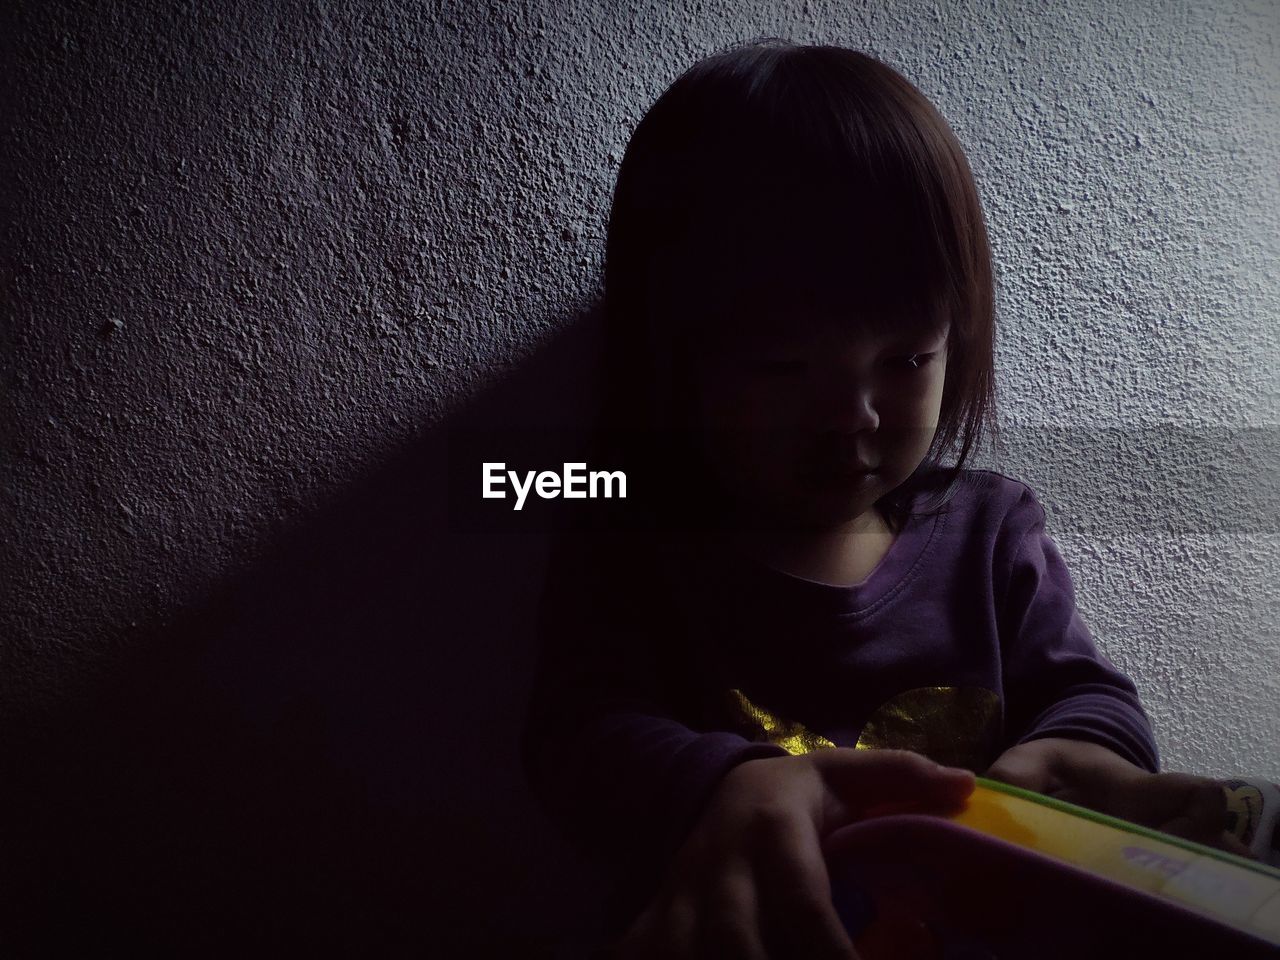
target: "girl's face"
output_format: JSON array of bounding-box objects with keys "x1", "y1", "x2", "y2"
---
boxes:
[{"x1": 693, "y1": 316, "x2": 950, "y2": 532}]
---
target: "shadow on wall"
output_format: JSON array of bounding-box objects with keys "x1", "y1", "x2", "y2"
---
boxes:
[{"x1": 0, "y1": 303, "x2": 615, "y2": 957}]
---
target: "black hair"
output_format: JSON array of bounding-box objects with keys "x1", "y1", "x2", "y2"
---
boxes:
[{"x1": 583, "y1": 37, "x2": 1000, "y2": 543}]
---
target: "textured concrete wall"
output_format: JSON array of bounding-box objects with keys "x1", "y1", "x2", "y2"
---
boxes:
[{"x1": 4, "y1": 0, "x2": 1277, "y2": 951}]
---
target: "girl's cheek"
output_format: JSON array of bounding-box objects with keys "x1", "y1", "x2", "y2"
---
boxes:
[
  {"x1": 695, "y1": 388, "x2": 796, "y2": 493},
  {"x1": 701, "y1": 375, "x2": 789, "y2": 428}
]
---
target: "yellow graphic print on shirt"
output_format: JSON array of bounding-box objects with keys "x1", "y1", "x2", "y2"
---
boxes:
[
  {"x1": 725, "y1": 686, "x2": 1002, "y2": 773},
  {"x1": 726, "y1": 688, "x2": 837, "y2": 754}
]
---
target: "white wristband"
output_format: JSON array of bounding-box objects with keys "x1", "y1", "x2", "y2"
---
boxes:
[{"x1": 1223, "y1": 777, "x2": 1280, "y2": 867}]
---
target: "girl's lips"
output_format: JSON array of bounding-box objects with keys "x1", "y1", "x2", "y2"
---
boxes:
[
  {"x1": 802, "y1": 456, "x2": 879, "y2": 474},
  {"x1": 802, "y1": 466, "x2": 877, "y2": 484}
]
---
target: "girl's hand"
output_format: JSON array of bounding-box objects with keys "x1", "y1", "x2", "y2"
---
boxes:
[
  {"x1": 612, "y1": 748, "x2": 975, "y2": 960},
  {"x1": 986, "y1": 737, "x2": 1254, "y2": 857}
]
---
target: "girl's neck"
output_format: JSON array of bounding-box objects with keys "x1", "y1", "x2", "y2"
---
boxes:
[{"x1": 718, "y1": 505, "x2": 897, "y2": 587}]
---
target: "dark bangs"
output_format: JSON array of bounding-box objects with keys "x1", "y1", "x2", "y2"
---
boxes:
[
  {"x1": 668, "y1": 176, "x2": 957, "y2": 359},
  {"x1": 594, "y1": 38, "x2": 999, "y2": 536}
]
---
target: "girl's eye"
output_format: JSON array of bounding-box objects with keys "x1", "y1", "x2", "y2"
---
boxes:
[{"x1": 893, "y1": 352, "x2": 935, "y2": 372}]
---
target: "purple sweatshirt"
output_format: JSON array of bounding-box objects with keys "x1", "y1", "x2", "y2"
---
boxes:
[{"x1": 521, "y1": 468, "x2": 1158, "y2": 926}]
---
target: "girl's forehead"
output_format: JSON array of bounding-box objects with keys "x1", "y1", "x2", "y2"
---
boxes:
[{"x1": 711, "y1": 277, "x2": 949, "y2": 342}]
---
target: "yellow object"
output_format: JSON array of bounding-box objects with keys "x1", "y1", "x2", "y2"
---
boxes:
[{"x1": 954, "y1": 779, "x2": 1280, "y2": 945}]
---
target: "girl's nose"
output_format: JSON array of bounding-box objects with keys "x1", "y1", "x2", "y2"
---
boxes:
[{"x1": 817, "y1": 378, "x2": 880, "y2": 434}]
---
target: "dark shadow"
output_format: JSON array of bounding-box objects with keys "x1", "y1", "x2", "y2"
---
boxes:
[{"x1": 0, "y1": 301, "x2": 615, "y2": 958}]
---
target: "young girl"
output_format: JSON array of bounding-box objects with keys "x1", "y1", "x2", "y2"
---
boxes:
[{"x1": 521, "y1": 39, "x2": 1260, "y2": 958}]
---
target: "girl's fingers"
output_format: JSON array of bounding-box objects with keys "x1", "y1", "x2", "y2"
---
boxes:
[
  {"x1": 695, "y1": 865, "x2": 769, "y2": 960},
  {"x1": 1217, "y1": 831, "x2": 1259, "y2": 860},
  {"x1": 1107, "y1": 774, "x2": 1260, "y2": 859},
  {"x1": 984, "y1": 750, "x2": 1053, "y2": 793},
  {"x1": 813, "y1": 748, "x2": 974, "y2": 824},
  {"x1": 1158, "y1": 815, "x2": 1258, "y2": 858},
  {"x1": 1109, "y1": 773, "x2": 1224, "y2": 830},
  {"x1": 752, "y1": 814, "x2": 860, "y2": 960}
]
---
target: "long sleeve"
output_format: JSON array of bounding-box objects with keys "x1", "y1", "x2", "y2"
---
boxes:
[
  {"x1": 998, "y1": 490, "x2": 1160, "y2": 773},
  {"x1": 519, "y1": 530, "x2": 789, "y2": 912}
]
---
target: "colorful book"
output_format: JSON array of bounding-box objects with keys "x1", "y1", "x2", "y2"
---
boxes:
[
  {"x1": 952, "y1": 777, "x2": 1280, "y2": 945},
  {"x1": 823, "y1": 778, "x2": 1280, "y2": 957}
]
